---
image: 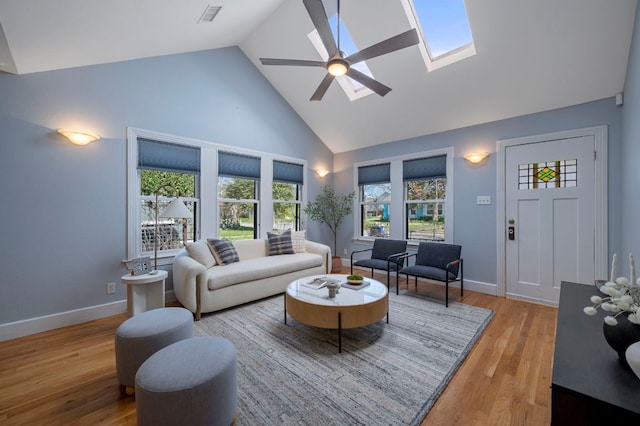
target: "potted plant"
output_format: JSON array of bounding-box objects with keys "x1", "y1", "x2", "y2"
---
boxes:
[{"x1": 304, "y1": 185, "x2": 355, "y2": 272}]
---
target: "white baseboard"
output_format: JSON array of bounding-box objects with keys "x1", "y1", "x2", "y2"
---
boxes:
[
  {"x1": 0, "y1": 300, "x2": 127, "y2": 342},
  {"x1": 397, "y1": 277, "x2": 497, "y2": 296},
  {"x1": 0, "y1": 290, "x2": 180, "y2": 342},
  {"x1": 505, "y1": 292, "x2": 559, "y2": 307}
]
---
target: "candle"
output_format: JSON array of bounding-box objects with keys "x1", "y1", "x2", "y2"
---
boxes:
[
  {"x1": 631, "y1": 254, "x2": 636, "y2": 286},
  {"x1": 610, "y1": 253, "x2": 617, "y2": 282}
]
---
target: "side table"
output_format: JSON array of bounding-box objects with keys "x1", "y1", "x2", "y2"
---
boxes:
[{"x1": 120, "y1": 270, "x2": 168, "y2": 317}]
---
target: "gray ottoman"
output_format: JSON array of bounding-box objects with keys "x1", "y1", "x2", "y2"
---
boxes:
[
  {"x1": 135, "y1": 336, "x2": 237, "y2": 426},
  {"x1": 115, "y1": 307, "x2": 193, "y2": 395}
]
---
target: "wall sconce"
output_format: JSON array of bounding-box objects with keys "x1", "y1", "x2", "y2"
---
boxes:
[
  {"x1": 57, "y1": 129, "x2": 101, "y2": 146},
  {"x1": 316, "y1": 169, "x2": 330, "y2": 178},
  {"x1": 464, "y1": 152, "x2": 490, "y2": 164}
]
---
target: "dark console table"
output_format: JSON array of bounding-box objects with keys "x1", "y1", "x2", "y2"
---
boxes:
[{"x1": 552, "y1": 281, "x2": 640, "y2": 424}]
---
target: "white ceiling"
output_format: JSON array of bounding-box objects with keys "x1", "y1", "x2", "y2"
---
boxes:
[{"x1": 0, "y1": 0, "x2": 636, "y2": 153}]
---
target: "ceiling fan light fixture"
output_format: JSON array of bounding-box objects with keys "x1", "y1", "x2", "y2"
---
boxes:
[{"x1": 327, "y1": 58, "x2": 348, "y2": 76}]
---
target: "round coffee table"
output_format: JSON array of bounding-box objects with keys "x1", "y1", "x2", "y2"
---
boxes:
[{"x1": 284, "y1": 274, "x2": 389, "y2": 353}]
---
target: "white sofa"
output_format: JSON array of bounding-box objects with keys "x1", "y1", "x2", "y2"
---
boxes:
[{"x1": 172, "y1": 238, "x2": 331, "y2": 320}]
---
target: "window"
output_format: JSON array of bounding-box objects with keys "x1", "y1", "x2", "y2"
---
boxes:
[
  {"x1": 218, "y1": 152, "x2": 260, "y2": 241},
  {"x1": 358, "y1": 163, "x2": 391, "y2": 238},
  {"x1": 127, "y1": 128, "x2": 308, "y2": 261},
  {"x1": 401, "y1": 0, "x2": 476, "y2": 71},
  {"x1": 137, "y1": 138, "x2": 199, "y2": 259},
  {"x1": 404, "y1": 155, "x2": 447, "y2": 241},
  {"x1": 354, "y1": 148, "x2": 453, "y2": 244},
  {"x1": 273, "y1": 160, "x2": 304, "y2": 232},
  {"x1": 519, "y1": 159, "x2": 577, "y2": 189}
]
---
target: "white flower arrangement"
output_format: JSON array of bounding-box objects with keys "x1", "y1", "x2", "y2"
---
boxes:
[{"x1": 584, "y1": 253, "x2": 640, "y2": 326}]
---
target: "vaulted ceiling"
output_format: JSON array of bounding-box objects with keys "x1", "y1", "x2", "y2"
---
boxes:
[{"x1": 0, "y1": 0, "x2": 636, "y2": 153}]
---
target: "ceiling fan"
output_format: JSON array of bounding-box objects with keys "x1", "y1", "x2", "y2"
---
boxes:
[{"x1": 259, "y1": 0, "x2": 420, "y2": 101}]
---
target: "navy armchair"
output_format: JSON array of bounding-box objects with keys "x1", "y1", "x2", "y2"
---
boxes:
[
  {"x1": 399, "y1": 242, "x2": 463, "y2": 307},
  {"x1": 350, "y1": 239, "x2": 408, "y2": 291}
]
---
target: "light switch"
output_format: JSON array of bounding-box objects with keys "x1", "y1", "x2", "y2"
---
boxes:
[{"x1": 477, "y1": 196, "x2": 491, "y2": 205}]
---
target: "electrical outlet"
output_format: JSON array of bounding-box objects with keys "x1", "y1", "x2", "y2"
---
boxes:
[
  {"x1": 106, "y1": 282, "x2": 116, "y2": 294},
  {"x1": 343, "y1": 249, "x2": 347, "y2": 255}
]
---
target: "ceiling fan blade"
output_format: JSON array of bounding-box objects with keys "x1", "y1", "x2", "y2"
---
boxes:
[
  {"x1": 260, "y1": 58, "x2": 326, "y2": 67},
  {"x1": 310, "y1": 73, "x2": 335, "y2": 101},
  {"x1": 345, "y1": 28, "x2": 419, "y2": 64},
  {"x1": 346, "y1": 68, "x2": 391, "y2": 97},
  {"x1": 303, "y1": 0, "x2": 338, "y2": 58}
]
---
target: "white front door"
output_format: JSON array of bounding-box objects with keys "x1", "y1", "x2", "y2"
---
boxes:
[{"x1": 505, "y1": 135, "x2": 596, "y2": 304}]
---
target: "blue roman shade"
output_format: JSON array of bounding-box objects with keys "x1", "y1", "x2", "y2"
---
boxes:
[
  {"x1": 218, "y1": 151, "x2": 261, "y2": 179},
  {"x1": 358, "y1": 163, "x2": 391, "y2": 185},
  {"x1": 138, "y1": 138, "x2": 200, "y2": 174},
  {"x1": 273, "y1": 160, "x2": 304, "y2": 185},
  {"x1": 403, "y1": 155, "x2": 447, "y2": 180}
]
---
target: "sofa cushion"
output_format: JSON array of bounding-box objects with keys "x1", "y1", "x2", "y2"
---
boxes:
[
  {"x1": 267, "y1": 230, "x2": 295, "y2": 255},
  {"x1": 291, "y1": 230, "x2": 307, "y2": 253},
  {"x1": 207, "y1": 253, "x2": 323, "y2": 290},
  {"x1": 185, "y1": 240, "x2": 216, "y2": 268},
  {"x1": 207, "y1": 238, "x2": 239, "y2": 265}
]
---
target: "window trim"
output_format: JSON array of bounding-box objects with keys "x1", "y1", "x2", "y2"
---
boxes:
[
  {"x1": 352, "y1": 147, "x2": 454, "y2": 244},
  {"x1": 127, "y1": 127, "x2": 308, "y2": 263},
  {"x1": 272, "y1": 181, "x2": 302, "y2": 232}
]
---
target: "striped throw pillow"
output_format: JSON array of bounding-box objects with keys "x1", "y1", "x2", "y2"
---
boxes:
[
  {"x1": 267, "y1": 229, "x2": 295, "y2": 256},
  {"x1": 206, "y1": 238, "x2": 239, "y2": 265}
]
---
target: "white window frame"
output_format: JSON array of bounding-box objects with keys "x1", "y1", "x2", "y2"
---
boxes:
[
  {"x1": 126, "y1": 127, "x2": 307, "y2": 264},
  {"x1": 358, "y1": 182, "x2": 392, "y2": 238},
  {"x1": 353, "y1": 147, "x2": 454, "y2": 244},
  {"x1": 272, "y1": 181, "x2": 302, "y2": 232},
  {"x1": 404, "y1": 177, "x2": 447, "y2": 242},
  {"x1": 217, "y1": 176, "x2": 260, "y2": 240}
]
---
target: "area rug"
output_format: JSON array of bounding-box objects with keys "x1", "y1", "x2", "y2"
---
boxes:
[{"x1": 194, "y1": 291, "x2": 494, "y2": 425}]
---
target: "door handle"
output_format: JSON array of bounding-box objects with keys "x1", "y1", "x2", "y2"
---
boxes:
[{"x1": 508, "y1": 226, "x2": 515, "y2": 240}]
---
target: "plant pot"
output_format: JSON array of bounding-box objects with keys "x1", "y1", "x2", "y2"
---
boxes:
[
  {"x1": 331, "y1": 256, "x2": 342, "y2": 273},
  {"x1": 602, "y1": 315, "x2": 640, "y2": 371}
]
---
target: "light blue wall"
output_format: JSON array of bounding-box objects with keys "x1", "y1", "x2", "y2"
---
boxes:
[
  {"x1": 0, "y1": 47, "x2": 333, "y2": 325},
  {"x1": 621, "y1": 5, "x2": 640, "y2": 262},
  {"x1": 335, "y1": 98, "x2": 623, "y2": 286}
]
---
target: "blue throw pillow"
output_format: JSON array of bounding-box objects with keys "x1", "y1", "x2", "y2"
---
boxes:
[
  {"x1": 267, "y1": 229, "x2": 295, "y2": 256},
  {"x1": 206, "y1": 238, "x2": 239, "y2": 265}
]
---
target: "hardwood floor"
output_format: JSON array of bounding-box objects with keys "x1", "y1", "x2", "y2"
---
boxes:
[{"x1": 0, "y1": 270, "x2": 557, "y2": 425}]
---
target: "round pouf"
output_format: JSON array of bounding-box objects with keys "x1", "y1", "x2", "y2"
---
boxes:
[
  {"x1": 135, "y1": 336, "x2": 237, "y2": 426},
  {"x1": 115, "y1": 307, "x2": 193, "y2": 394}
]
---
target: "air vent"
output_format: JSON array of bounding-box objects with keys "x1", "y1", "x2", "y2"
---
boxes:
[{"x1": 198, "y1": 5, "x2": 222, "y2": 23}]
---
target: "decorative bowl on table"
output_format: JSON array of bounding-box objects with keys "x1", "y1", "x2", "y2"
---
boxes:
[{"x1": 346, "y1": 274, "x2": 364, "y2": 285}]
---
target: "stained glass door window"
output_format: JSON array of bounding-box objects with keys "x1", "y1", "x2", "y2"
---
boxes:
[{"x1": 518, "y1": 159, "x2": 577, "y2": 189}]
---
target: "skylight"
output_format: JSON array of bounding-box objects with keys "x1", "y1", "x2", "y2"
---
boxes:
[
  {"x1": 307, "y1": 12, "x2": 374, "y2": 101},
  {"x1": 401, "y1": 0, "x2": 476, "y2": 71}
]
